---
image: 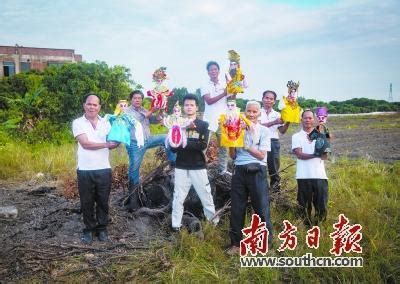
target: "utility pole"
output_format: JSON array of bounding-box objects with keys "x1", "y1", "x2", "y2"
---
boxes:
[{"x1": 388, "y1": 83, "x2": 393, "y2": 102}]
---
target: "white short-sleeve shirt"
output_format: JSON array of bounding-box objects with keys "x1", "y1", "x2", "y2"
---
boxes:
[
  {"x1": 291, "y1": 129, "x2": 328, "y2": 179},
  {"x1": 201, "y1": 80, "x2": 227, "y2": 132},
  {"x1": 259, "y1": 108, "x2": 283, "y2": 139},
  {"x1": 72, "y1": 115, "x2": 111, "y2": 170}
]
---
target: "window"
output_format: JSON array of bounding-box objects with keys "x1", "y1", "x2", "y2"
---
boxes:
[
  {"x1": 3, "y1": 61, "x2": 16, "y2": 77},
  {"x1": 47, "y1": 61, "x2": 65, "y2": 67},
  {"x1": 20, "y1": 62, "x2": 31, "y2": 72}
]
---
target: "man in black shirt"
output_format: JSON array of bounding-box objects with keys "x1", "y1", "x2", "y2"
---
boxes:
[{"x1": 169, "y1": 94, "x2": 217, "y2": 230}]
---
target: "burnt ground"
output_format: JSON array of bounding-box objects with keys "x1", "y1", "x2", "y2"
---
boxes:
[
  {"x1": 0, "y1": 113, "x2": 399, "y2": 281},
  {"x1": 0, "y1": 159, "x2": 239, "y2": 281}
]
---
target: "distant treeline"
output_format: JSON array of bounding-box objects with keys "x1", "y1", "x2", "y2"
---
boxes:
[{"x1": 0, "y1": 61, "x2": 398, "y2": 143}]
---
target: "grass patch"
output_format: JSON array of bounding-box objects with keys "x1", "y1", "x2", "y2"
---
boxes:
[
  {"x1": 32, "y1": 156, "x2": 398, "y2": 282},
  {"x1": 2, "y1": 137, "x2": 399, "y2": 282}
]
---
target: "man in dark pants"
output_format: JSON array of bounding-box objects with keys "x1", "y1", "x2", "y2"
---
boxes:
[
  {"x1": 72, "y1": 94, "x2": 118, "y2": 244},
  {"x1": 292, "y1": 110, "x2": 328, "y2": 227},
  {"x1": 227, "y1": 101, "x2": 273, "y2": 255},
  {"x1": 260, "y1": 90, "x2": 290, "y2": 191}
]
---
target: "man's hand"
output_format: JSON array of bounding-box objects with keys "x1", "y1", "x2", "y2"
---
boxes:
[{"x1": 107, "y1": 141, "x2": 120, "y2": 149}]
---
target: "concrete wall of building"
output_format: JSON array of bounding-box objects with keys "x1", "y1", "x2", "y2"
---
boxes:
[{"x1": 0, "y1": 45, "x2": 82, "y2": 78}]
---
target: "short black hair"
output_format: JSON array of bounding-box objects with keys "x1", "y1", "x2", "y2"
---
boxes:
[
  {"x1": 206, "y1": 61, "x2": 220, "y2": 71},
  {"x1": 301, "y1": 109, "x2": 314, "y2": 118},
  {"x1": 129, "y1": 90, "x2": 144, "y2": 100},
  {"x1": 83, "y1": 93, "x2": 102, "y2": 105},
  {"x1": 183, "y1": 94, "x2": 199, "y2": 106},
  {"x1": 262, "y1": 90, "x2": 277, "y2": 100}
]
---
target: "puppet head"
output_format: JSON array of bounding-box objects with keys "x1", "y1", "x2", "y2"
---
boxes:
[
  {"x1": 172, "y1": 101, "x2": 182, "y2": 117},
  {"x1": 227, "y1": 99, "x2": 237, "y2": 112},
  {"x1": 114, "y1": 99, "x2": 129, "y2": 115},
  {"x1": 316, "y1": 106, "x2": 328, "y2": 124},
  {"x1": 152, "y1": 67, "x2": 168, "y2": 84},
  {"x1": 228, "y1": 50, "x2": 240, "y2": 76},
  {"x1": 287, "y1": 80, "x2": 300, "y2": 102}
]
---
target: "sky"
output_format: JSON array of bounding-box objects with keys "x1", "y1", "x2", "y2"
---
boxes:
[{"x1": 1, "y1": 0, "x2": 399, "y2": 102}]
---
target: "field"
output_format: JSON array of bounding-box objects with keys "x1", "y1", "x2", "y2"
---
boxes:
[
  {"x1": 279, "y1": 113, "x2": 400, "y2": 163},
  {"x1": 0, "y1": 113, "x2": 399, "y2": 282}
]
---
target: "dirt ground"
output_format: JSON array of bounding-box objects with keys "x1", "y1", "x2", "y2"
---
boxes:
[
  {"x1": 0, "y1": 113, "x2": 399, "y2": 280},
  {"x1": 280, "y1": 113, "x2": 400, "y2": 163}
]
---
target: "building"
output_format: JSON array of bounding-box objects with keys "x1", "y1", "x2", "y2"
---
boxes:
[{"x1": 0, "y1": 44, "x2": 82, "y2": 78}]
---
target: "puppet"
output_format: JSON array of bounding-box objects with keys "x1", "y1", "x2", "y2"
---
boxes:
[
  {"x1": 147, "y1": 67, "x2": 173, "y2": 112},
  {"x1": 106, "y1": 100, "x2": 144, "y2": 147},
  {"x1": 278, "y1": 80, "x2": 302, "y2": 123},
  {"x1": 163, "y1": 101, "x2": 193, "y2": 148},
  {"x1": 218, "y1": 99, "x2": 253, "y2": 147},
  {"x1": 308, "y1": 107, "x2": 331, "y2": 157},
  {"x1": 225, "y1": 50, "x2": 248, "y2": 98}
]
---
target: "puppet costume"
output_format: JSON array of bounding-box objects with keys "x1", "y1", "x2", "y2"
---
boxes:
[
  {"x1": 309, "y1": 106, "x2": 331, "y2": 156},
  {"x1": 163, "y1": 102, "x2": 192, "y2": 148},
  {"x1": 106, "y1": 100, "x2": 144, "y2": 147},
  {"x1": 279, "y1": 80, "x2": 302, "y2": 123},
  {"x1": 147, "y1": 67, "x2": 173, "y2": 112},
  {"x1": 225, "y1": 50, "x2": 248, "y2": 97},
  {"x1": 218, "y1": 100, "x2": 252, "y2": 147}
]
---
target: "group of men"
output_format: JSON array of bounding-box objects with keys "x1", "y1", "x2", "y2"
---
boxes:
[{"x1": 72, "y1": 61, "x2": 328, "y2": 253}]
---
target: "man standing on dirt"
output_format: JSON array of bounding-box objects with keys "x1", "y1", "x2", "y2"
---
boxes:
[
  {"x1": 125, "y1": 90, "x2": 176, "y2": 212},
  {"x1": 201, "y1": 61, "x2": 230, "y2": 175},
  {"x1": 292, "y1": 109, "x2": 328, "y2": 227},
  {"x1": 227, "y1": 101, "x2": 273, "y2": 255},
  {"x1": 72, "y1": 94, "x2": 119, "y2": 244},
  {"x1": 260, "y1": 90, "x2": 290, "y2": 191},
  {"x1": 169, "y1": 94, "x2": 217, "y2": 231}
]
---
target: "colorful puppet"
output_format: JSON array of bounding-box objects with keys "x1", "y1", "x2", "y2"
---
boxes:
[
  {"x1": 147, "y1": 67, "x2": 173, "y2": 112},
  {"x1": 163, "y1": 101, "x2": 193, "y2": 148},
  {"x1": 218, "y1": 99, "x2": 253, "y2": 147},
  {"x1": 308, "y1": 106, "x2": 331, "y2": 156},
  {"x1": 278, "y1": 80, "x2": 302, "y2": 123},
  {"x1": 225, "y1": 50, "x2": 248, "y2": 98},
  {"x1": 106, "y1": 100, "x2": 144, "y2": 147}
]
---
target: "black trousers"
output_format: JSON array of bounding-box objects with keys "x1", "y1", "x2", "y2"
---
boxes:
[
  {"x1": 267, "y1": 139, "x2": 281, "y2": 188},
  {"x1": 297, "y1": 179, "x2": 328, "y2": 225},
  {"x1": 77, "y1": 169, "x2": 112, "y2": 233},
  {"x1": 230, "y1": 165, "x2": 273, "y2": 247}
]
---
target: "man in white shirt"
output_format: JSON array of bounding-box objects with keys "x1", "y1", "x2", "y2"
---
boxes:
[
  {"x1": 72, "y1": 94, "x2": 118, "y2": 244},
  {"x1": 260, "y1": 90, "x2": 290, "y2": 191},
  {"x1": 201, "y1": 61, "x2": 229, "y2": 174},
  {"x1": 292, "y1": 109, "x2": 328, "y2": 227}
]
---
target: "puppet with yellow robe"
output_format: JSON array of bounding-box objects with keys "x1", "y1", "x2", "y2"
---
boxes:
[
  {"x1": 225, "y1": 50, "x2": 248, "y2": 98},
  {"x1": 278, "y1": 80, "x2": 302, "y2": 123},
  {"x1": 218, "y1": 99, "x2": 253, "y2": 147}
]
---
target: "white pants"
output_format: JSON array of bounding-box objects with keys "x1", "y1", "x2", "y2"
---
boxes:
[{"x1": 172, "y1": 169, "x2": 216, "y2": 228}]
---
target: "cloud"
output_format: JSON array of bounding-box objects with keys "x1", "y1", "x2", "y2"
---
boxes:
[{"x1": 1, "y1": 0, "x2": 399, "y2": 101}]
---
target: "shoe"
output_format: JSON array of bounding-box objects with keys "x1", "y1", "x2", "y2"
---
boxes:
[
  {"x1": 126, "y1": 182, "x2": 140, "y2": 212},
  {"x1": 98, "y1": 230, "x2": 109, "y2": 242},
  {"x1": 171, "y1": 226, "x2": 180, "y2": 232},
  {"x1": 225, "y1": 245, "x2": 240, "y2": 256},
  {"x1": 211, "y1": 216, "x2": 220, "y2": 227},
  {"x1": 81, "y1": 231, "x2": 93, "y2": 244},
  {"x1": 220, "y1": 170, "x2": 232, "y2": 176}
]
